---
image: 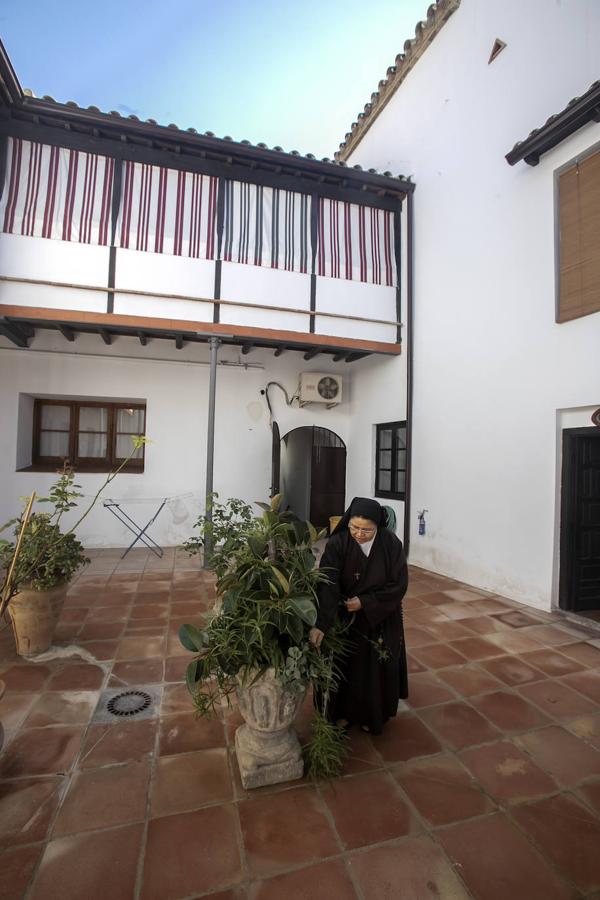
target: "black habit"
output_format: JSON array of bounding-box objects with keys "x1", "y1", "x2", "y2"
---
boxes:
[{"x1": 316, "y1": 526, "x2": 409, "y2": 734}]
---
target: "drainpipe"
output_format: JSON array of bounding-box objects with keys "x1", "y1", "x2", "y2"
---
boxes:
[
  {"x1": 403, "y1": 190, "x2": 415, "y2": 558},
  {"x1": 203, "y1": 336, "x2": 221, "y2": 568}
]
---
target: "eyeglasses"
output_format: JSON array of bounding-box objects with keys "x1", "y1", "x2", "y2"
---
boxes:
[{"x1": 349, "y1": 524, "x2": 376, "y2": 536}]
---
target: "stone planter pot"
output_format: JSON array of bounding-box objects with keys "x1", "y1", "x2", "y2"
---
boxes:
[
  {"x1": 0, "y1": 679, "x2": 5, "y2": 752},
  {"x1": 8, "y1": 583, "x2": 67, "y2": 657},
  {"x1": 235, "y1": 668, "x2": 306, "y2": 789}
]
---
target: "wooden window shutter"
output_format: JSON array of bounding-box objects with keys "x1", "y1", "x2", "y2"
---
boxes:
[{"x1": 558, "y1": 149, "x2": 600, "y2": 322}]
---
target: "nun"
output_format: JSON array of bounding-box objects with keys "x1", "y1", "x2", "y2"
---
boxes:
[{"x1": 309, "y1": 497, "x2": 409, "y2": 735}]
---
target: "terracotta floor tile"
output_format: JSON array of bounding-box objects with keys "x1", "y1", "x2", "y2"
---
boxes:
[
  {"x1": 404, "y1": 625, "x2": 438, "y2": 647},
  {"x1": 86, "y1": 605, "x2": 130, "y2": 624},
  {"x1": 518, "y1": 680, "x2": 597, "y2": 720},
  {"x1": 338, "y1": 728, "x2": 384, "y2": 775},
  {"x1": 479, "y1": 654, "x2": 546, "y2": 686},
  {"x1": 373, "y1": 712, "x2": 442, "y2": 763},
  {"x1": 459, "y1": 615, "x2": 513, "y2": 635},
  {"x1": 0, "y1": 725, "x2": 84, "y2": 778},
  {"x1": 442, "y1": 588, "x2": 488, "y2": 602},
  {"x1": 109, "y1": 658, "x2": 164, "y2": 687},
  {"x1": 406, "y1": 671, "x2": 456, "y2": 708},
  {"x1": 410, "y1": 643, "x2": 468, "y2": 669},
  {"x1": 560, "y1": 642, "x2": 600, "y2": 668},
  {"x1": 419, "y1": 701, "x2": 500, "y2": 750},
  {"x1": 0, "y1": 691, "x2": 36, "y2": 736},
  {"x1": 164, "y1": 655, "x2": 188, "y2": 682},
  {"x1": 523, "y1": 624, "x2": 587, "y2": 647},
  {"x1": 566, "y1": 713, "x2": 600, "y2": 748},
  {"x1": 577, "y1": 781, "x2": 600, "y2": 816},
  {"x1": 418, "y1": 590, "x2": 460, "y2": 606},
  {"x1": 58, "y1": 607, "x2": 88, "y2": 624},
  {"x1": 458, "y1": 739, "x2": 558, "y2": 803},
  {"x1": 128, "y1": 603, "x2": 169, "y2": 620},
  {"x1": 29, "y1": 823, "x2": 144, "y2": 900},
  {"x1": 53, "y1": 760, "x2": 150, "y2": 835},
  {"x1": 519, "y1": 648, "x2": 585, "y2": 677},
  {"x1": 166, "y1": 632, "x2": 190, "y2": 656},
  {"x1": 437, "y1": 812, "x2": 577, "y2": 900},
  {"x1": 436, "y1": 664, "x2": 504, "y2": 697},
  {"x1": 321, "y1": 770, "x2": 417, "y2": 849},
  {"x1": 420, "y1": 620, "x2": 475, "y2": 641},
  {"x1": 78, "y1": 719, "x2": 157, "y2": 768},
  {"x1": 45, "y1": 663, "x2": 106, "y2": 691},
  {"x1": 161, "y1": 681, "x2": 194, "y2": 715},
  {"x1": 159, "y1": 711, "x2": 225, "y2": 755},
  {"x1": 512, "y1": 793, "x2": 600, "y2": 892},
  {"x1": 468, "y1": 598, "x2": 513, "y2": 615},
  {"x1": 239, "y1": 785, "x2": 340, "y2": 878},
  {"x1": 447, "y1": 636, "x2": 504, "y2": 661},
  {"x1": 424, "y1": 602, "x2": 479, "y2": 621},
  {"x1": 393, "y1": 753, "x2": 495, "y2": 826},
  {"x1": 142, "y1": 804, "x2": 242, "y2": 899},
  {"x1": 78, "y1": 622, "x2": 125, "y2": 641},
  {"x1": 486, "y1": 631, "x2": 545, "y2": 654},
  {"x1": 494, "y1": 610, "x2": 543, "y2": 628},
  {"x1": 0, "y1": 844, "x2": 43, "y2": 900},
  {"x1": 348, "y1": 834, "x2": 472, "y2": 900},
  {"x1": 249, "y1": 859, "x2": 358, "y2": 900},
  {"x1": 77, "y1": 639, "x2": 118, "y2": 660},
  {"x1": 0, "y1": 664, "x2": 52, "y2": 691},
  {"x1": 24, "y1": 690, "x2": 99, "y2": 727},
  {"x1": 115, "y1": 635, "x2": 165, "y2": 660},
  {"x1": 406, "y1": 653, "x2": 427, "y2": 674},
  {"x1": 560, "y1": 669, "x2": 600, "y2": 703},
  {"x1": 151, "y1": 747, "x2": 232, "y2": 815},
  {"x1": 408, "y1": 606, "x2": 456, "y2": 626},
  {"x1": 0, "y1": 775, "x2": 65, "y2": 846},
  {"x1": 470, "y1": 690, "x2": 550, "y2": 732},
  {"x1": 515, "y1": 726, "x2": 600, "y2": 785}
]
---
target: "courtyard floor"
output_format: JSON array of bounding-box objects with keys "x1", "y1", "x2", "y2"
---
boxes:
[{"x1": 1, "y1": 548, "x2": 600, "y2": 899}]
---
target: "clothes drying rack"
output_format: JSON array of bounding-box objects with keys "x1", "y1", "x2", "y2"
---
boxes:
[{"x1": 103, "y1": 497, "x2": 168, "y2": 558}]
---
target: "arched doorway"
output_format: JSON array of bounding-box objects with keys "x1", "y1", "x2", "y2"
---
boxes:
[{"x1": 279, "y1": 426, "x2": 346, "y2": 527}]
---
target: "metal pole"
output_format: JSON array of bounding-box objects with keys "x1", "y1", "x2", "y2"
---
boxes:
[
  {"x1": 203, "y1": 336, "x2": 220, "y2": 568},
  {"x1": 403, "y1": 190, "x2": 414, "y2": 559}
]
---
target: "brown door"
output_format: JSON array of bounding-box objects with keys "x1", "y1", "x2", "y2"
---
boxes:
[
  {"x1": 309, "y1": 427, "x2": 346, "y2": 528},
  {"x1": 560, "y1": 428, "x2": 600, "y2": 611}
]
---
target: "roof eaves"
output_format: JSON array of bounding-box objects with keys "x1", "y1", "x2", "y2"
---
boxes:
[
  {"x1": 506, "y1": 80, "x2": 600, "y2": 166},
  {"x1": 0, "y1": 39, "x2": 23, "y2": 107},
  {"x1": 335, "y1": 0, "x2": 461, "y2": 162},
  {"x1": 15, "y1": 94, "x2": 414, "y2": 196}
]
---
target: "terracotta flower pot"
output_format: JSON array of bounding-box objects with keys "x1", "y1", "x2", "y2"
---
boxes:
[
  {"x1": 235, "y1": 667, "x2": 306, "y2": 789},
  {"x1": 8, "y1": 583, "x2": 67, "y2": 657}
]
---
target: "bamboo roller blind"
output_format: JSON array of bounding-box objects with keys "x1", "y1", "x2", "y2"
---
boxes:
[{"x1": 558, "y1": 148, "x2": 600, "y2": 322}]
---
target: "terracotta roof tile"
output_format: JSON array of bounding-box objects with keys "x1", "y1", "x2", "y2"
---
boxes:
[{"x1": 336, "y1": 0, "x2": 461, "y2": 161}]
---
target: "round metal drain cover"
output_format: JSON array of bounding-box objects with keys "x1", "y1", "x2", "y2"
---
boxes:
[{"x1": 107, "y1": 690, "x2": 152, "y2": 717}]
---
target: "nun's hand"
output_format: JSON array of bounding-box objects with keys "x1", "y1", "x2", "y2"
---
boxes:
[
  {"x1": 345, "y1": 596, "x2": 362, "y2": 612},
  {"x1": 309, "y1": 627, "x2": 325, "y2": 649}
]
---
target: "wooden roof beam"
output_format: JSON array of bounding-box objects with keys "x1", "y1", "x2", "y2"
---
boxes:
[
  {"x1": 273, "y1": 345, "x2": 287, "y2": 357},
  {"x1": 58, "y1": 324, "x2": 75, "y2": 342},
  {"x1": 100, "y1": 329, "x2": 112, "y2": 345},
  {"x1": 303, "y1": 348, "x2": 320, "y2": 361},
  {"x1": 137, "y1": 331, "x2": 148, "y2": 346},
  {"x1": 175, "y1": 334, "x2": 184, "y2": 350},
  {"x1": 241, "y1": 342, "x2": 254, "y2": 355},
  {"x1": 0, "y1": 319, "x2": 31, "y2": 348}
]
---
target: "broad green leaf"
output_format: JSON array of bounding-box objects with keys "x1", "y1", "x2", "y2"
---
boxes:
[
  {"x1": 179, "y1": 623, "x2": 205, "y2": 652},
  {"x1": 270, "y1": 493, "x2": 282, "y2": 512},
  {"x1": 289, "y1": 597, "x2": 317, "y2": 626},
  {"x1": 308, "y1": 522, "x2": 317, "y2": 545},
  {"x1": 284, "y1": 613, "x2": 304, "y2": 643},
  {"x1": 185, "y1": 660, "x2": 200, "y2": 692},
  {"x1": 270, "y1": 566, "x2": 290, "y2": 594},
  {"x1": 254, "y1": 502, "x2": 271, "y2": 511}
]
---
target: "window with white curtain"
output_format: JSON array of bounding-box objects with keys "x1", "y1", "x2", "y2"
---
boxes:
[{"x1": 32, "y1": 399, "x2": 146, "y2": 471}]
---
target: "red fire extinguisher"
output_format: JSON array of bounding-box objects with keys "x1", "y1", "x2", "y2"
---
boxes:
[{"x1": 417, "y1": 509, "x2": 428, "y2": 536}]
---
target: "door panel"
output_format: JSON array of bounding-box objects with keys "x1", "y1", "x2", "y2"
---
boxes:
[{"x1": 560, "y1": 429, "x2": 600, "y2": 611}]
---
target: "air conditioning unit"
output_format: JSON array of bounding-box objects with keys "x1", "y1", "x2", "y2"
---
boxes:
[{"x1": 299, "y1": 373, "x2": 343, "y2": 405}]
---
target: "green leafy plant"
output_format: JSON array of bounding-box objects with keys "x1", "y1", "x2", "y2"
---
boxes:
[
  {"x1": 0, "y1": 436, "x2": 149, "y2": 611},
  {"x1": 180, "y1": 494, "x2": 350, "y2": 778}
]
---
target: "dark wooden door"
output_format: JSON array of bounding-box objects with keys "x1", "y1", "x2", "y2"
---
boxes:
[
  {"x1": 309, "y1": 428, "x2": 346, "y2": 527},
  {"x1": 560, "y1": 428, "x2": 600, "y2": 611}
]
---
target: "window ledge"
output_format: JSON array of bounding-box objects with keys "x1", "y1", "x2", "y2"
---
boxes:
[{"x1": 17, "y1": 465, "x2": 144, "y2": 474}]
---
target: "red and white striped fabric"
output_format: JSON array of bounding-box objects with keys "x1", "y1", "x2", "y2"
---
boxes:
[
  {"x1": 0, "y1": 137, "x2": 115, "y2": 245},
  {"x1": 317, "y1": 198, "x2": 395, "y2": 286},
  {"x1": 117, "y1": 160, "x2": 217, "y2": 259}
]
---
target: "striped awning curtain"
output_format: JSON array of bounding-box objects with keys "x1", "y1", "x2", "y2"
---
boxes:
[
  {"x1": 0, "y1": 137, "x2": 115, "y2": 245},
  {"x1": 222, "y1": 180, "x2": 310, "y2": 274},
  {"x1": 317, "y1": 198, "x2": 396, "y2": 286},
  {"x1": 117, "y1": 161, "x2": 217, "y2": 259}
]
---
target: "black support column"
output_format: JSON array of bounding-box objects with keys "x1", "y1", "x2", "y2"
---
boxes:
[{"x1": 203, "y1": 336, "x2": 221, "y2": 568}]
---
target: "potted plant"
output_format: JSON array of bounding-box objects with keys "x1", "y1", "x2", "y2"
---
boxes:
[
  {"x1": 0, "y1": 437, "x2": 147, "y2": 657},
  {"x1": 180, "y1": 494, "x2": 349, "y2": 787}
]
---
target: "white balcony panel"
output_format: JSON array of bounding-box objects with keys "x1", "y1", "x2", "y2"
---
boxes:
[
  {"x1": 114, "y1": 248, "x2": 215, "y2": 323},
  {"x1": 315, "y1": 277, "x2": 398, "y2": 343},
  {"x1": 220, "y1": 262, "x2": 311, "y2": 333},
  {"x1": 0, "y1": 234, "x2": 109, "y2": 312}
]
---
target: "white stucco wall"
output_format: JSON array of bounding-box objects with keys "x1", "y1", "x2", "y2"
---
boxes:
[
  {"x1": 0, "y1": 331, "x2": 356, "y2": 548},
  {"x1": 345, "y1": 0, "x2": 600, "y2": 608}
]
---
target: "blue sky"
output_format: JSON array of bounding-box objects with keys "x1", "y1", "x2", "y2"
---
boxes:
[{"x1": 1, "y1": 0, "x2": 427, "y2": 158}]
